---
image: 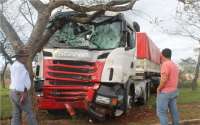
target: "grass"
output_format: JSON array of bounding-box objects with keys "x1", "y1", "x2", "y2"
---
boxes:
[
  {"x1": 146, "y1": 87, "x2": 200, "y2": 108},
  {"x1": 0, "y1": 86, "x2": 12, "y2": 119},
  {"x1": 178, "y1": 88, "x2": 200, "y2": 104},
  {"x1": 0, "y1": 87, "x2": 9, "y2": 96}
]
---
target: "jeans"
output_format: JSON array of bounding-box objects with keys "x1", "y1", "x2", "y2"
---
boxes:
[
  {"x1": 10, "y1": 91, "x2": 38, "y2": 125},
  {"x1": 156, "y1": 90, "x2": 179, "y2": 125}
]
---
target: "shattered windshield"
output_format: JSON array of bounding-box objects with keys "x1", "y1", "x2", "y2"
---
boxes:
[{"x1": 47, "y1": 21, "x2": 122, "y2": 50}]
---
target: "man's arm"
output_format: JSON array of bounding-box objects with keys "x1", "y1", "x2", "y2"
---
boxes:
[{"x1": 157, "y1": 73, "x2": 168, "y2": 94}]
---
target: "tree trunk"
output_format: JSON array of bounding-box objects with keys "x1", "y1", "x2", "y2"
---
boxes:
[
  {"x1": 0, "y1": 74, "x2": 4, "y2": 88},
  {"x1": 191, "y1": 49, "x2": 200, "y2": 91},
  {"x1": 1, "y1": 62, "x2": 8, "y2": 88},
  {"x1": 26, "y1": 58, "x2": 35, "y2": 95}
]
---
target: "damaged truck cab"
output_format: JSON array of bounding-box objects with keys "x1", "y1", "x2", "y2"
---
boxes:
[{"x1": 34, "y1": 11, "x2": 160, "y2": 121}]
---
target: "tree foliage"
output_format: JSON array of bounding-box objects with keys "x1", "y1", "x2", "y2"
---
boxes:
[{"x1": 176, "y1": 0, "x2": 200, "y2": 40}]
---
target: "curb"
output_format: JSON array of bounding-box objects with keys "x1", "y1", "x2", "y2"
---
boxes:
[
  {"x1": 153, "y1": 119, "x2": 200, "y2": 125},
  {"x1": 179, "y1": 119, "x2": 200, "y2": 124}
]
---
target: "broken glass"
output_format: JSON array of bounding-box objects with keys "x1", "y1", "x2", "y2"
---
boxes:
[{"x1": 47, "y1": 21, "x2": 122, "y2": 50}]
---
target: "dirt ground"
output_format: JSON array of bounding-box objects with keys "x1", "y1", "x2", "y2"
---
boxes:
[{"x1": 1, "y1": 104, "x2": 200, "y2": 125}]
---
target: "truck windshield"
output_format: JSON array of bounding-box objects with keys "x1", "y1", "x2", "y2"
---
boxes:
[{"x1": 47, "y1": 21, "x2": 122, "y2": 50}]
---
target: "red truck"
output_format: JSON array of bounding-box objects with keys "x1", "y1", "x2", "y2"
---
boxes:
[{"x1": 34, "y1": 11, "x2": 161, "y2": 121}]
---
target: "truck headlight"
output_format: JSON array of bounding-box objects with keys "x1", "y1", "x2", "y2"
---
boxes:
[
  {"x1": 95, "y1": 95, "x2": 111, "y2": 105},
  {"x1": 36, "y1": 92, "x2": 43, "y2": 97}
]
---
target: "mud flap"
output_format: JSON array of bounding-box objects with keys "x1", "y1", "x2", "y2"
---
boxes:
[{"x1": 65, "y1": 104, "x2": 76, "y2": 116}]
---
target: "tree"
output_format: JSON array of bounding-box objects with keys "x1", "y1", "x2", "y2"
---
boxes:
[
  {"x1": 179, "y1": 57, "x2": 196, "y2": 74},
  {"x1": 176, "y1": 0, "x2": 200, "y2": 90},
  {"x1": 0, "y1": 0, "x2": 33, "y2": 88},
  {"x1": 0, "y1": 0, "x2": 137, "y2": 89},
  {"x1": 0, "y1": 30, "x2": 13, "y2": 88},
  {"x1": 159, "y1": 0, "x2": 200, "y2": 90}
]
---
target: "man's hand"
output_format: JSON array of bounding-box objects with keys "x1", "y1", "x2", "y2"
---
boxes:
[
  {"x1": 19, "y1": 92, "x2": 27, "y2": 105},
  {"x1": 157, "y1": 73, "x2": 168, "y2": 95},
  {"x1": 157, "y1": 87, "x2": 161, "y2": 95}
]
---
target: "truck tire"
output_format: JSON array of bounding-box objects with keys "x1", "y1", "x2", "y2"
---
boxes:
[
  {"x1": 127, "y1": 80, "x2": 135, "y2": 109},
  {"x1": 144, "y1": 82, "x2": 150, "y2": 104},
  {"x1": 113, "y1": 79, "x2": 135, "y2": 117},
  {"x1": 124, "y1": 79, "x2": 135, "y2": 112}
]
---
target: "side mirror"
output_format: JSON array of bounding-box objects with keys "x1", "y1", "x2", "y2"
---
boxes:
[
  {"x1": 133, "y1": 22, "x2": 140, "y2": 32},
  {"x1": 36, "y1": 65, "x2": 40, "y2": 77}
]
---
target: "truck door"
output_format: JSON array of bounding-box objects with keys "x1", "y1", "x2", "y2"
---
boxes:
[{"x1": 124, "y1": 26, "x2": 136, "y2": 77}]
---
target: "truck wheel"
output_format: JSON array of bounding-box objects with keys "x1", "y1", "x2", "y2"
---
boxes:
[
  {"x1": 114, "y1": 79, "x2": 135, "y2": 117},
  {"x1": 127, "y1": 83, "x2": 135, "y2": 109},
  {"x1": 141, "y1": 83, "x2": 150, "y2": 104},
  {"x1": 137, "y1": 82, "x2": 150, "y2": 105},
  {"x1": 144, "y1": 83, "x2": 150, "y2": 104},
  {"x1": 124, "y1": 79, "x2": 135, "y2": 112}
]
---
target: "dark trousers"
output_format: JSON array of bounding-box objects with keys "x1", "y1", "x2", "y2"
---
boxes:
[{"x1": 10, "y1": 91, "x2": 38, "y2": 125}]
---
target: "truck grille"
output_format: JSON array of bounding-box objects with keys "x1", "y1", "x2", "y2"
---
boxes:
[
  {"x1": 43, "y1": 86, "x2": 90, "y2": 102},
  {"x1": 48, "y1": 80, "x2": 94, "y2": 86},
  {"x1": 44, "y1": 60, "x2": 96, "y2": 82},
  {"x1": 43, "y1": 59, "x2": 103, "y2": 102}
]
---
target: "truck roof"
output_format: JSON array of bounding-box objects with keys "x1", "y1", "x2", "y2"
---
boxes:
[{"x1": 48, "y1": 11, "x2": 135, "y2": 30}]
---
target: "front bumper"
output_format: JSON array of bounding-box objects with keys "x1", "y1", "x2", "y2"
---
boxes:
[{"x1": 37, "y1": 97, "x2": 88, "y2": 110}]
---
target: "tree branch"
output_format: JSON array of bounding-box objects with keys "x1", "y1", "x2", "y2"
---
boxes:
[
  {"x1": 107, "y1": 0, "x2": 131, "y2": 6},
  {"x1": 0, "y1": 13, "x2": 24, "y2": 51},
  {"x1": 19, "y1": 1, "x2": 34, "y2": 27},
  {"x1": 26, "y1": 8, "x2": 51, "y2": 50},
  {"x1": 29, "y1": 13, "x2": 70, "y2": 58},
  {"x1": 70, "y1": 10, "x2": 105, "y2": 23},
  {"x1": 26, "y1": 0, "x2": 34, "y2": 26},
  {"x1": 0, "y1": 42, "x2": 13, "y2": 64},
  {"x1": 28, "y1": 0, "x2": 46, "y2": 12},
  {"x1": 106, "y1": 0, "x2": 137, "y2": 11},
  {"x1": 165, "y1": 26, "x2": 200, "y2": 41},
  {"x1": 0, "y1": 34, "x2": 13, "y2": 64},
  {"x1": 48, "y1": 0, "x2": 137, "y2": 12}
]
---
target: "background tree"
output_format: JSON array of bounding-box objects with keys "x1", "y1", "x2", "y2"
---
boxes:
[
  {"x1": 176, "y1": 0, "x2": 200, "y2": 90},
  {"x1": 178, "y1": 57, "x2": 197, "y2": 88},
  {"x1": 179, "y1": 57, "x2": 196, "y2": 74},
  {"x1": 0, "y1": 1, "x2": 13, "y2": 87},
  {"x1": 0, "y1": 0, "x2": 35, "y2": 88},
  {"x1": 158, "y1": 0, "x2": 200, "y2": 90},
  {"x1": 0, "y1": 31, "x2": 13, "y2": 88}
]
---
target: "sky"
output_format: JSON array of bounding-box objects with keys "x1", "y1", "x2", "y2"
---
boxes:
[
  {"x1": 124, "y1": 0, "x2": 199, "y2": 62},
  {"x1": 0, "y1": 0, "x2": 199, "y2": 70}
]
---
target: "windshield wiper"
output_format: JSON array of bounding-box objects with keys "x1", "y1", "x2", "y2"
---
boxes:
[{"x1": 65, "y1": 46, "x2": 90, "y2": 49}]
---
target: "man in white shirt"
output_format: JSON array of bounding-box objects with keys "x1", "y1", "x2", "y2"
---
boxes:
[{"x1": 10, "y1": 49, "x2": 37, "y2": 125}]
